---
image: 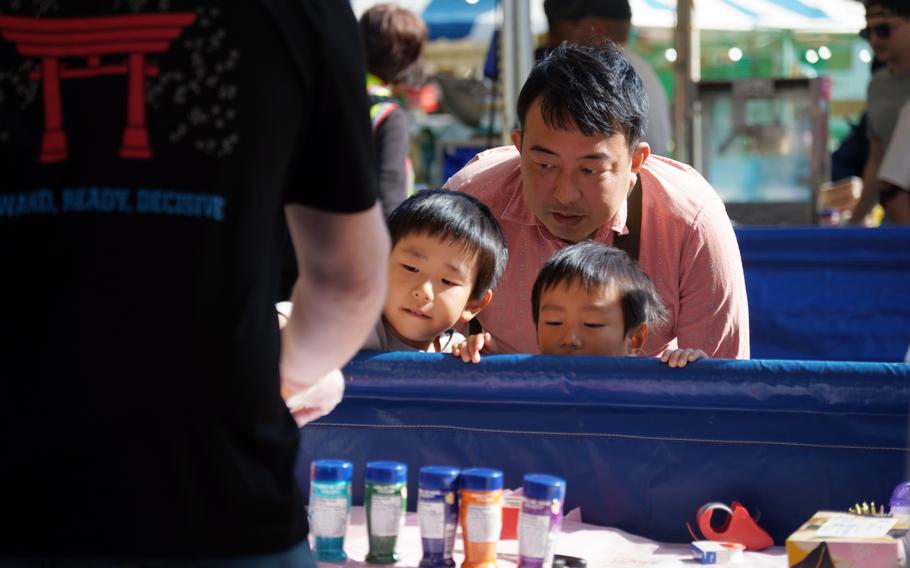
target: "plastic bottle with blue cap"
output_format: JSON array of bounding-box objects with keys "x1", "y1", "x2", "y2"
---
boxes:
[
  {"x1": 460, "y1": 468, "x2": 504, "y2": 568},
  {"x1": 365, "y1": 461, "x2": 408, "y2": 564},
  {"x1": 518, "y1": 474, "x2": 566, "y2": 568},
  {"x1": 308, "y1": 459, "x2": 353, "y2": 563},
  {"x1": 418, "y1": 466, "x2": 461, "y2": 568}
]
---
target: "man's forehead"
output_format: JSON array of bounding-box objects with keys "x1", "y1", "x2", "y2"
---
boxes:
[{"x1": 524, "y1": 114, "x2": 627, "y2": 149}]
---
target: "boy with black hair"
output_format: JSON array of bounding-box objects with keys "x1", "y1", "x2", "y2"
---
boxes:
[
  {"x1": 369, "y1": 189, "x2": 508, "y2": 354},
  {"x1": 532, "y1": 242, "x2": 706, "y2": 367},
  {"x1": 278, "y1": 190, "x2": 506, "y2": 359}
]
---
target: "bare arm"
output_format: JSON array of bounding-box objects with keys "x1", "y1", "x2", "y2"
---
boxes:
[
  {"x1": 280, "y1": 203, "x2": 389, "y2": 390},
  {"x1": 849, "y1": 138, "x2": 885, "y2": 225}
]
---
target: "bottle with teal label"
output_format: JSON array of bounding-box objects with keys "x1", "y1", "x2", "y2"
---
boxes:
[
  {"x1": 309, "y1": 459, "x2": 353, "y2": 563},
  {"x1": 365, "y1": 461, "x2": 408, "y2": 564}
]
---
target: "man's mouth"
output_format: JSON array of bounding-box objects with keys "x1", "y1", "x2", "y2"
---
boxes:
[
  {"x1": 551, "y1": 212, "x2": 584, "y2": 226},
  {"x1": 402, "y1": 307, "x2": 431, "y2": 319}
]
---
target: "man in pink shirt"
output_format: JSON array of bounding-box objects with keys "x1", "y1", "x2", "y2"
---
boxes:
[{"x1": 444, "y1": 42, "x2": 749, "y2": 358}]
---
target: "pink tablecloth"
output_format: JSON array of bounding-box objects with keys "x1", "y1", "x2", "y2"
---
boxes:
[{"x1": 316, "y1": 507, "x2": 789, "y2": 567}]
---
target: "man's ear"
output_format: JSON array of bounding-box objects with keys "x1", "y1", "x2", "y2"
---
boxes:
[
  {"x1": 630, "y1": 142, "x2": 650, "y2": 174},
  {"x1": 511, "y1": 129, "x2": 522, "y2": 152},
  {"x1": 461, "y1": 289, "x2": 494, "y2": 322},
  {"x1": 627, "y1": 323, "x2": 648, "y2": 355}
]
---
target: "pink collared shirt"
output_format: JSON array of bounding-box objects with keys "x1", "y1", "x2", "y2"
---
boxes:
[{"x1": 444, "y1": 146, "x2": 750, "y2": 359}]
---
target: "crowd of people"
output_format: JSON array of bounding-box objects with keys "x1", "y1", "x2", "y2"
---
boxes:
[{"x1": 0, "y1": 0, "x2": 901, "y2": 565}]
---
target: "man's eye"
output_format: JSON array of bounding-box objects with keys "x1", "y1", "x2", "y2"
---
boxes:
[
  {"x1": 401, "y1": 264, "x2": 418, "y2": 272},
  {"x1": 538, "y1": 162, "x2": 556, "y2": 171},
  {"x1": 581, "y1": 167, "x2": 597, "y2": 176}
]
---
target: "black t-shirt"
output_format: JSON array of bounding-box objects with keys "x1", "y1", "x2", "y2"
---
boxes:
[{"x1": 0, "y1": 0, "x2": 375, "y2": 556}]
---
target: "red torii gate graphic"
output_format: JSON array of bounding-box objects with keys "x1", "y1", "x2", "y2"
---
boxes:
[{"x1": 0, "y1": 13, "x2": 196, "y2": 163}]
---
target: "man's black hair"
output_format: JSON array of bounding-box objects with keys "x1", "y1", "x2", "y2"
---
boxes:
[
  {"x1": 516, "y1": 42, "x2": 648, "y2": 147},
  {"x1": 387, "y1": 190, "x2": 509, "y2": 300},
  {"x1": 531, "y1": 241, "x2": 664, "y2": 335}
]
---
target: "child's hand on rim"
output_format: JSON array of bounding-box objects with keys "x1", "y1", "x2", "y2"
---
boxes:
[
  {"x1": 660, "y1": 348, "x2": 708, "y2": 368},
  {"x1": 452, "y1": 331, "x2": 494, "y2": 363}
]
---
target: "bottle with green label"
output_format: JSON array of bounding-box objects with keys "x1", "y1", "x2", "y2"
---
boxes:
[{"x1": 365, "y1": 461, "x2": 408, "y2": 564}]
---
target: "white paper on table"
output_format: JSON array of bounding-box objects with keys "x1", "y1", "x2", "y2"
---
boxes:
[{"x1": 814, "y1": 516, "x2": 897, "y2": 538}]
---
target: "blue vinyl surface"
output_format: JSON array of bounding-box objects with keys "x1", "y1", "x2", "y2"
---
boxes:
[
  {"x1": 737, "y1": 227, "x2": 910, "y2": 362},
  {"x1": 298, "y1": 353, "x2": 910, "y2": 544}
]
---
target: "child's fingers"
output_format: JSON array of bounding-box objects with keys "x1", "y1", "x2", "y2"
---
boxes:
[
  {"x1": 670, "y1": 350, "x2": 687, "y2": 367},
  {"x1": 660, "y1": 350, "x2": 671, "y2": 362}
]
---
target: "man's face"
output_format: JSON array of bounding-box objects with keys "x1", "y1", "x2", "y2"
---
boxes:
[
  {"x1": 864, "y1": 4, "x2": 910, "y2": 64},
  {"x1": 513, "y1": 99, "x2": 649, "y2": 243}
]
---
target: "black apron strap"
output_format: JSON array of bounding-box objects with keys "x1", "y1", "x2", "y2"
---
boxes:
[{"x1": 613, "y1": 176, "x2": 643, "y2": 262}]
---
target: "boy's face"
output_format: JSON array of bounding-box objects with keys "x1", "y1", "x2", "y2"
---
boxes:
[
  {"x1": 536, "y1": 281, "x2": 642, "y2": 356},
  {"x1": 384, "y1": 233, "x2": 487, "y2": 350}
]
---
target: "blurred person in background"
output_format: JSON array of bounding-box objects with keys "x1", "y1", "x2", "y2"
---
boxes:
[
  {"x1": 361, "y1": 3, "x2": 428, "y2": 217},
  {"x1": 539, "y1": 0, "x2": 672, "y2": 157},
  {"x1": 849, "y1": 0, "x2": 910, "y2": 224}
]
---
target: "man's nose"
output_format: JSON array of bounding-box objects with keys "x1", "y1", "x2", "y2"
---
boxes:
[
  {"x1": 553, "y1": 171, "x2": 580, "y2": 204},
  {"x1": 412, "y1": 280, "x2": 433, "y2": 304}
]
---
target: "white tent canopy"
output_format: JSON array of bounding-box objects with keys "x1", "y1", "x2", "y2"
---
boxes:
[{"x1": 350, "y1": 0, "x2": 865, "y2": 42}]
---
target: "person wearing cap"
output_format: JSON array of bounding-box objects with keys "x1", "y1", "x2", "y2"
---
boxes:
[
  {"x1": 849, "y1": 0, "x2": 910, "y2": 224},
  {"x1": 444, "y1": 42, "x2": 749, "y2": 360},
  {"x1": 539, "y1": 0, "x2": 672, "y2": 158}
]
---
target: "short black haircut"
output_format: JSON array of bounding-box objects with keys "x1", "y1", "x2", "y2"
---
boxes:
[
  {"x1": 531, "y1": 242, "x2": 664, "y2": 336},
  {"x1": 387, "y1": 190, "x2": 509, "y2": 300},
  {"x1": 516, "y1": 42, "x2": 648, "y2": 148}
]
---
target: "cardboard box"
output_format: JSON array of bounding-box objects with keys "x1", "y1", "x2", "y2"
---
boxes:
[{"x1": 786, "y1": 511, "x2": 909, "y2": 568}]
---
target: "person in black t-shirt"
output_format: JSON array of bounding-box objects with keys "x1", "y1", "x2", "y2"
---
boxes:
[{"x1": 0, "y1": 0, "x2": 388, "y2": 564}]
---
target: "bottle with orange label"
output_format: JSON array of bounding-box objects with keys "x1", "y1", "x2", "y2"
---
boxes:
[{"x1": 460, "y1": 468, "x2": 504, "y2": 568}]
